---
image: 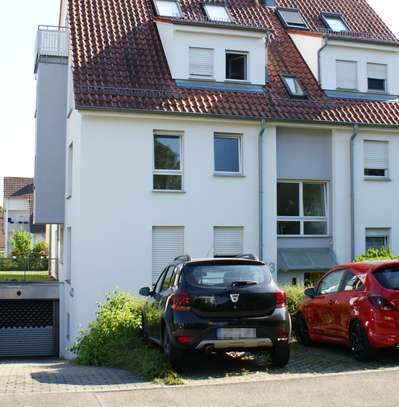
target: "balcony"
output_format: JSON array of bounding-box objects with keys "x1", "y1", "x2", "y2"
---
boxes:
[
  {"x1": 0, "y1": 257, "x2": 58, "y2": 283},
  {"x1": 34, "y1": 25, "x2": 69, "y2": 73}
]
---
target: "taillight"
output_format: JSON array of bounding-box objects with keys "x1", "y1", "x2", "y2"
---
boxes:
[
  {"x1": 368, "y1": 294, "x2": 395, "y2": 311},
  {"x1": 171, "y1": 292, "x2": 191, "y2": 312},
  {"x1": 176, "y1": 336, "x2": 192, "y2": 344},
  {"x1": 275, "y1": 291, "x2": 287, "y2": 308}
]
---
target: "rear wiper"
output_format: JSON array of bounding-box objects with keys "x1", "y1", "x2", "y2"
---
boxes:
[{"x1": 231, "y1": 280, "x2": 257, "y2": 288}]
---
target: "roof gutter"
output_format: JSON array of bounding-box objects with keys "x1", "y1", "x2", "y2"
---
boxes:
[
  {"x1": 350, "y1": 124, "x2": 359, "y2": 260},
  {"x1": 258, "y1": 119, "x2": 267, "y2": 261}
]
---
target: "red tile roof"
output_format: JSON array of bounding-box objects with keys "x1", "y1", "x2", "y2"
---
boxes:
[{"x1": 68, "y1": 0, "x2": 399, "y2": 126}]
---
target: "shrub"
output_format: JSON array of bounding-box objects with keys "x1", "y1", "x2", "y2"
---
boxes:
[
  {"x1": 10, "y1": 230, "x2": 32, "y2": 257},
  {"x1": 32, "y1": 241, "x2": 49, "y2": 257},
  {"x1": 283, "y1": 285, "x2": 305, "y2": 315},
  {"x1": 354, "y1": 247, "x2": 398, "y2": 262},
  {"x1": 71, "y1": 291, "x2": 182, "y2": 384}
]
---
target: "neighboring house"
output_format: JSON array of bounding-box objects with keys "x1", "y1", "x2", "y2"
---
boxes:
[
  {"x1": 3, "y1": 177, "x2": 46, "y2": 255},
  {"x1": 34, "y1": 0, "x2": 399, "y2": 357}
]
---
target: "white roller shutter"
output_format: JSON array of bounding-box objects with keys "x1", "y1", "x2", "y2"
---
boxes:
[
  {"x1": 367, "y1": 63, "x2": 387, "y2": 80},
  {"x1": 364, "y1": 140, "x2": 388, "y2": 170},
  {"x1": 152, "y1": 227, "x2": 184, "y2": 283},
  {"x1": 189, "y1": 48, "x2": 214, "y2": 77},
  {"x1": 214, "y1": 227, "x2": 243, "y2": 257},
  {"x1": 336, "y1": 60, "x2": 357, "y2": 90}
]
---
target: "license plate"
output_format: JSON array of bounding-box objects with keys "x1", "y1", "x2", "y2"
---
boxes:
[{"x1": 217, "y1": 328, "x2": 256, "y2": 340}]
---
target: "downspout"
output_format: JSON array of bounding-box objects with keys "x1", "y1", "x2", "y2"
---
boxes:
[
  {"x1": 350, "y1": 124, "x2": 359, "y2": 260},
  {"x1": 259, "y1": 119, "x2": 267, "y2": 261},
  {"x1": 317, "y1": 37, "x2": 329, "y2": 85}
]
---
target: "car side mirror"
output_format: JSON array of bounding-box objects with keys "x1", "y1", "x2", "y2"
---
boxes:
[
  {"x1": 304, "y1": 287, "x2": 316, "y2": 298},
  {"x1": 139, "y1": 287, "x2": 152, "y2": 297}
]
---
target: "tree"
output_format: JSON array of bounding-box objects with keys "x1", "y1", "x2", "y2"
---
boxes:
[
  {"x1": 32, "y1": 241, "x2": 49, "y2": 257},
  {"x1": 10, "y1": 230, "x2": 32, "y2": 257}
]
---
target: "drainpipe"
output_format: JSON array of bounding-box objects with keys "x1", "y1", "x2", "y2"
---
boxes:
[
  {"x1": 317, "y1": 37, "x2": 329, "y2": 85},
  {"x1": 258, "y1": 119, "x2": 267, "y2": 261},
  {"x1": 350, "y1": 124, "x2": 359, "y2": 260}
]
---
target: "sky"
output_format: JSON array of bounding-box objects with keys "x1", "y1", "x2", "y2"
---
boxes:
[{"x1": 0, "y1": 0, "x2": 398, "y2": 180}]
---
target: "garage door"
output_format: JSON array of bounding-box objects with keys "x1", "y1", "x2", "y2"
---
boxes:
[
  {"x1": 214, "y1": 227, "x2": 243, "y2": 257},
  {"x1": 0, "y1": 300, "x2": 58, "y2": 357},
  {"x1": 152, "y1": 226, "x2": 184, "y2": 283}
]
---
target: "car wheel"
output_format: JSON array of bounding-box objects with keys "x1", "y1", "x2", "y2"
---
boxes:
[
  {"x1": 271, "y1": 342, "x2": 290, "y2": 368},
  {"x1": 162, "y1": 328, "x2": 185, "y2": 370},
  {"x1": 350, "y1": 320, "x2": 375, "y2": 362},
  {"x1": 295, "y1": 313, "x2": 312, "y2": 346}
]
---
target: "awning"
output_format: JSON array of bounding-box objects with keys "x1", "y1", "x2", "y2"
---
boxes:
[{"x1": 278, "y1": 248, "x2": 337, "y2": 272}]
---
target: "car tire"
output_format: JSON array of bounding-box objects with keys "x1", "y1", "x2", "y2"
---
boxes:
[
  {"x1": 350, "y1": 320, "x2": 375, "y2": 362},
  {"x1": 295, "y1": 313, "x2": 312, "y2": 346},
  {"x1": 162, "y1": 328, "x2": 185, "y2": 370},
  {"x1": 271, "y1": 342, "x2": 290, "y2": 368}
]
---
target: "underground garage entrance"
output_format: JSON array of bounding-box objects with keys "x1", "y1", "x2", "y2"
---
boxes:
[{"x1": 0, "y1": 284, "x2": 59, "y2": 357}]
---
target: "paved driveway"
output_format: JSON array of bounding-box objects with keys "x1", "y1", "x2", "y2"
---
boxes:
[{"x1": 1, "y1": 343, "x2": 399, "y2": 395}]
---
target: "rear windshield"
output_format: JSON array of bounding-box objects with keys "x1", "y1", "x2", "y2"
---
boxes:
[
  {"x1": 374, "y1": 267, "x2": 399, "y2": 290},
  {"x1": 183, "y1": 264, "x2": 272, "y2": 289}
]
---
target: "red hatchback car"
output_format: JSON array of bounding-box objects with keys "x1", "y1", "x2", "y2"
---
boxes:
[{"x1": 295, "y1": 261, "x2": 399, "y2": 361}]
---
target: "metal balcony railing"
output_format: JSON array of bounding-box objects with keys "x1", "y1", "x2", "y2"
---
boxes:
[{"x1": 34, "y1": 25, "x2": 69, "y2": 71}]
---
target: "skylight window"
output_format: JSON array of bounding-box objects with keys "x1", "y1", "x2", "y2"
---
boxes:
[
  {"x1": 281, "y1": 75, "x2": 305, "y2": 97},
  {"x1": 204, "y1": 4, "x2": 231, "y2": 22},
  {"x1": 154, "y1": 0, "x2": 181, "y2": 17},
  {"x1": 276, "y1": 8, "x2": 308, "y2": 29},
  {"x1": 321, "y1": 13, "x2": 349, "y2": 32}
]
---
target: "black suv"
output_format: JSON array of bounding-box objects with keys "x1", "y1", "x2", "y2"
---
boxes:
[{"x1": 139, "y1": 255, "x2": 291, "y2": 368}]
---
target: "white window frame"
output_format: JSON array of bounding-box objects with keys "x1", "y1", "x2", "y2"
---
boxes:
[
  {"x1": 66, "y1": 142, "x2": 73, "y2": 198},
  {"x1": 365, "y1": 228, "x2": 390, "y2": 251},
  {"x1": 153, "y1": 0, "x2": 182, "y2": 17},
  {"x1": 367, "y1": 63, "x2": 387, "y2": 94},
  {"x1": 364, "y1": 140, "x2": 389, "y2": 180},
  {"x1": 189, "y1": 47, "x2": 214, "y2": 79},
  {"x1": 225, "y1": 50, "x2": 249, "y2": 82},
  {"x1": 277, "y1": 180, "x2": 329, "y2": 237},
  {"x1": 336, "y1": 60, "x2": 358, "y2": 91},
  {"x1": 153, "y1": 131, "x2": 184, "y2": 192},
  {"x1": 213, "y1": 133, "x2": 243, "y2": 176}
]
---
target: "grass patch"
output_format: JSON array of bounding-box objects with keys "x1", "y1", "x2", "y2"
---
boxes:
[
  {"x1": 71, "y1": 291, "x2": 183, "y2": 385},
  {"x1": 0, "y1": 271, "x2": 50, "y2": 282}
]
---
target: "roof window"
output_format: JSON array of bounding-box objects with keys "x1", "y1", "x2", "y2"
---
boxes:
[
  {"x1": 281, "y1": 75, "x2": 305, "y2": 97},
  {"x1": 320, "y1": 13, "x2": 349, "y2": 32},
  {"x1": 154, "y1": 0, "x2": 181, "y2": 17},
  {"x1": 204, "y1": 4, "x2": 231, "y2": 22},
  {"x1": 276, "y1": 8, "x2": 308, "y2": 30}
]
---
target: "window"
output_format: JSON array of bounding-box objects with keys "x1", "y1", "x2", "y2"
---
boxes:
[
  {"x1": 214, "y1": 227, "x2": 243, "y2": 257},
  {"x1": 66, "y1": 142, "x2": 73, "y2": 198},
  {"x1": 367, "y1": 63, "x2": 387, "y2": 93},
  {"x1": 154, "y1": 0, "x2": 181, "y2": 17},
  {"x1": 189, "y1": 47, "x2": 214, "y2": 78},
  {"x1": 214, "y1": 134, "x2": 241, "y2": 174},
  {"x1": 152, "y1": 226, "x2": 184, "y2": 283},
  {"x1": 276, "y1": 8, "x2": 308, "y2": 29},
  {"x1": 321, "y1": 13, "x2": 349, "y2": 32},
  {"x1": 66, "y1": 226, "x2": 72, "y2": 282},
  {"x1": 336, "y1": 60, "x2": 357, "y2": 90},
  {"x1": 277, "y1": 181, "x2": 328, "y2": 236},
  {"x1": 374, "y1": 267, "x2": 399, "y2": 290},
  {"x1": 161, "y1": 266, "x2": 177, "y2": 291},
  {"x1": 341, "y1": 271, "x2": 365, "y2": 292},
  {"x1": 226, "y1": 52, "x2": 247, "y2": 81},
  {"x1": 317, "y1": 270, "x2": 345, "y2": 295},
  {"x1": 153, "y1": 133, "x2": 183, "y2": 190},
  {"x1": 366, "y1": 228, "x2": 390, "y2": 251},
  {"x1": 364, "y1": 140, "x2": 388, "y2": 178},
  {"x1": 204, "y1": 4, "x2": 231, "y2": 22},
  {"x1": 281, "y1": 75, "x2": 305, "y2": 97}
]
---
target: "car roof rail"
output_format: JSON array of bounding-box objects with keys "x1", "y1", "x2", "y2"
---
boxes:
[
  {"x1": 174, "y1": 254, "x2": 191, "y2": 262},
  {"x1": 236, "y1": 254, "x2": 259, "y2": 261}
]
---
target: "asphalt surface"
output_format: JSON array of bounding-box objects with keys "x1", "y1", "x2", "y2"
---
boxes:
[{"x1": 1, "y1": 369, "x2": 399, "y2": 407}]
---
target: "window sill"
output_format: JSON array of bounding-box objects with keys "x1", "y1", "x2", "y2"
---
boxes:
[
  {"x1": 188, "y1": 76, "x2": 215, "y2": 82},
  {"x1": 364, "y1": 176, "x2": 391, "y2": 182},
  {"x1": 214, "y1": 172, "x2": 245, "y2": 178},
  {"x1": 277, "y1": 235, "x2": 331, "y2": 238},
  {"x1": 152, "y1": 189, "x2": 186, "y2": 194},
  {"x1": 224, "y1": 79, "x2": 251, "y2": 84}
]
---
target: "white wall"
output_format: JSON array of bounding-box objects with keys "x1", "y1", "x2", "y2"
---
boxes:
[
  {"x1": 156, "y1": 21, "x2": 267, "y2": 85},
  {"x1": 61, "y1": 112, "x2": 261, "y2": 357},
  {"x1": 320, "y1": 41, "x2": 399, "y2": 94}
]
